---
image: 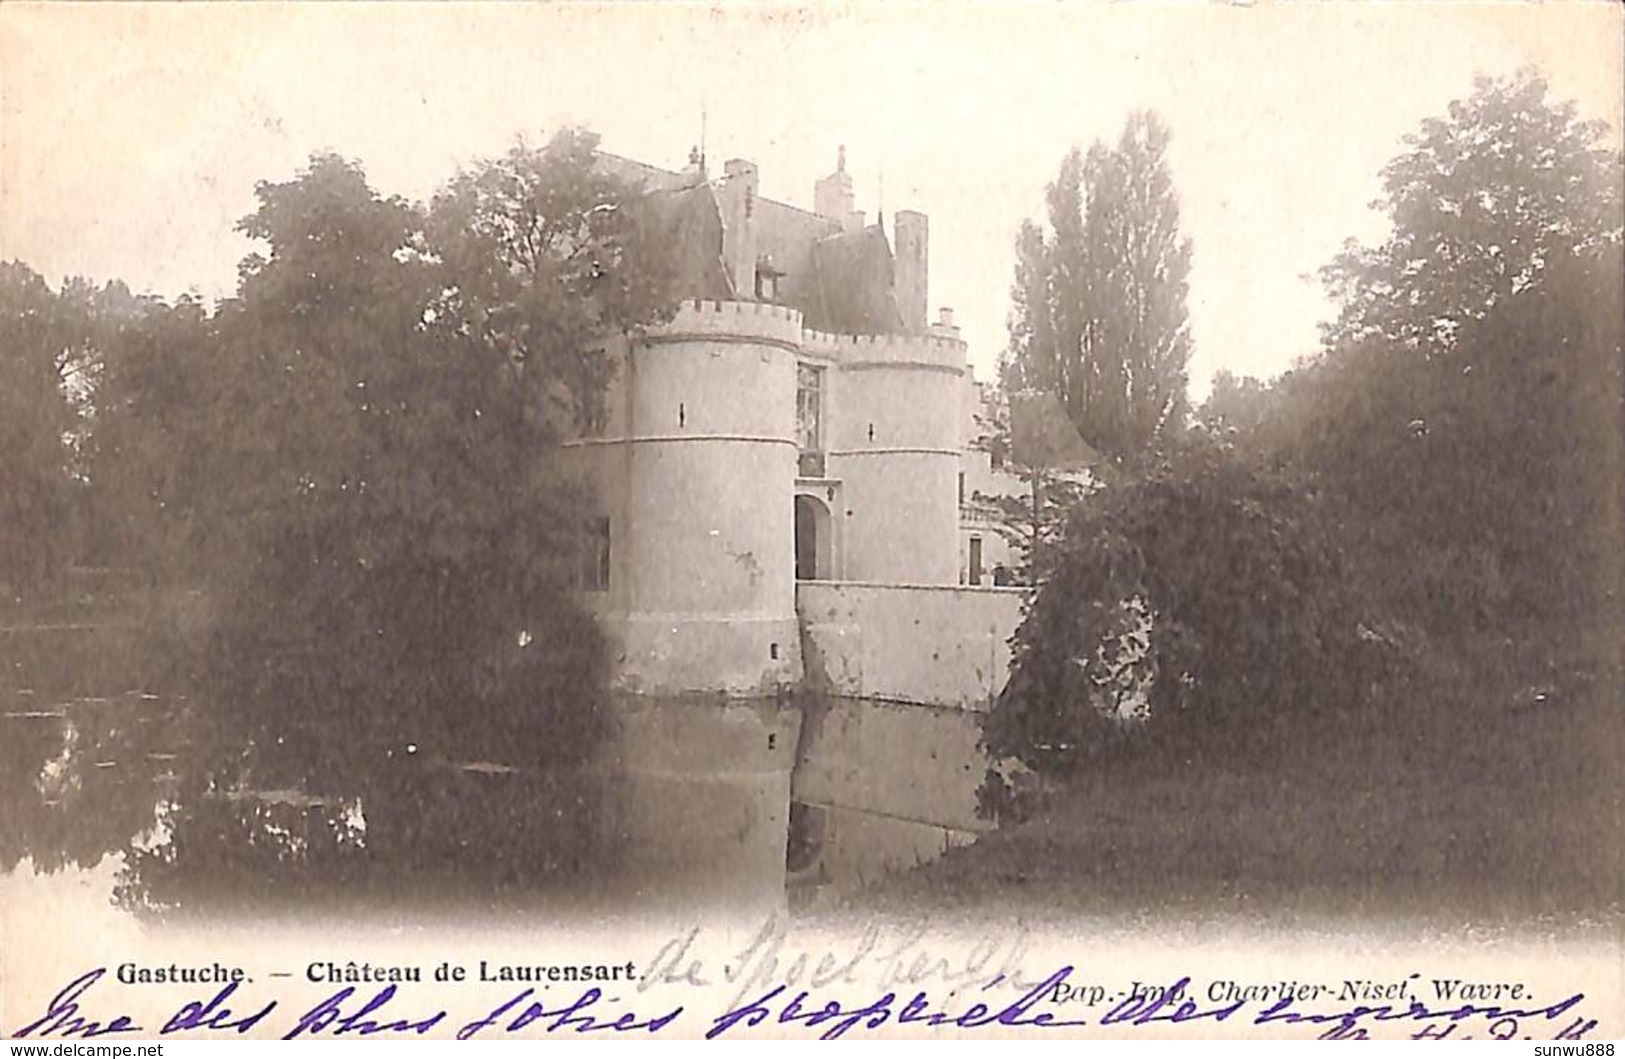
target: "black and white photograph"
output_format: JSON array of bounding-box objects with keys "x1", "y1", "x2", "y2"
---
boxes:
[{"x1": 1, "y1": 1, "x2": 1621, "y2": 1043}]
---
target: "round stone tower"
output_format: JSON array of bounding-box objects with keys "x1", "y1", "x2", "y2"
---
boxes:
[
  {"x1": 585, "y1": 298, "x2": 806, "y2": 695},
  {"x1": 563, "y1": 298, "x2": 806, "y2": 905},
  {"x1": 807, "y1": 329, "x2": 966, "y2": 585}
]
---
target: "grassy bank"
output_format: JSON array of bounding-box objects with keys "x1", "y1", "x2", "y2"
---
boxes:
[{"x1": 855, "y1": 621, "x2": 1622, "y2": 929}]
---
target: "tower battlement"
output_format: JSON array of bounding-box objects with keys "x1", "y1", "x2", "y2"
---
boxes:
[
  {"x1": 648, "y1": 298, "x2": 808, "y2": 348},
  {"x1": 800, "y1": 327, "x2": 967, "y2": 372}
]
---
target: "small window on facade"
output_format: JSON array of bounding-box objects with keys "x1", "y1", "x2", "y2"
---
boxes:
[
  {"x1": 579, "y1": 348, "x2": 608, "y2": 436},
  {"x1": 958, "y1": 471, "x2": 966, "y2": 506},
  {"x1": 969, "y1": 535, "x2": 984, "y2": 586},
  {"x1": 796, "y1": 363, "x2": 824, "y2": 453},
  {"x1": 580, "y1": 516, "x2": 611, "y2": 591}
]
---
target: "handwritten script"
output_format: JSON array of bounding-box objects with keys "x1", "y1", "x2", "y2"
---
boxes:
[{"x1": 9, "y1": 964, "x2": 1601, "y2": 1041}]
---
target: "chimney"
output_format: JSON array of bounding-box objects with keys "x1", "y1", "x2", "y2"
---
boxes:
[
  {"x1": 938, "y1": 307, "x2": 955, "y2": 329},
  {"x1": 893, "y1": 210, "x2": 928, "y2": 332},
  {"x1": 814, "y1": 145, "x2": 855, "y2": 222},
  {"x1": 720, "y1": 159, "x2": 758, "y2": 299},
  {"x1": 683, "y1": 144, "x2": 707, "y2": 181}
]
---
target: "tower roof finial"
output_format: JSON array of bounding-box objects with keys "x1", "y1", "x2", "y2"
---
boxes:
[{"x1": 837, "y1": 144, "x2": 846, "y2": 173}]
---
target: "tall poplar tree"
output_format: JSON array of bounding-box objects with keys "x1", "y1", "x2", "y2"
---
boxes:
[{"x1": 1007, "y1": 111, "x2": 1193, "y2": 463}]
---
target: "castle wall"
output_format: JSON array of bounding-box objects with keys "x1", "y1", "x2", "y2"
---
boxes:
[
  {"x1": 806, "y1": 330, "x2": 967, "y2": 585},
  {"x1": 795, "y1": 580, "x2": 1024, "y2": 709},
  {"x1": 560, "y1": 296, "x2": 1017, "y2": 902},
  {"x1": 566, "y1": 300, "x2": 806, "y2": 696}
]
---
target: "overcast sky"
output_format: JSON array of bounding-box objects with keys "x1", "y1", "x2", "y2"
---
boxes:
[{"x1": 2, "y1": 2, "x2": 1620, "y2": 395}]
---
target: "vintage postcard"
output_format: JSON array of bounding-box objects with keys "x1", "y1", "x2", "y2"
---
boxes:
[{"x1": 1, "y1": 0, "x2": 1621, "y2": 1043}]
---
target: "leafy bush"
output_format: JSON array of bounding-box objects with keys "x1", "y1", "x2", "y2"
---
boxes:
[{"x1": 982, "y1": 440, "x2": 1392, "y2": 785}]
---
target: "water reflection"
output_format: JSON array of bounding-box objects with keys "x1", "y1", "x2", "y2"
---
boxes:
[
  {"x1": 1, "y1": 683, "x2": 617, "y2": 917},
  {"x1": 0, "y1": 692, "x2": 186, "y2": 877}
]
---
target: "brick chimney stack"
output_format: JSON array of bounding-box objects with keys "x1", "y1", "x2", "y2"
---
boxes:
[
  {"x1": 893, "y1": 210, "x2": 928, "y2": 333},
  {"x1": 720, "y1": 158, "x2": 758, "y2": 299}
]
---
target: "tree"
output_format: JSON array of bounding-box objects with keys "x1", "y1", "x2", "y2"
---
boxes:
[
  {"x1": 0, "y1": 263, "x2": 84, "y2": 592},
  {"x1": 177, "y1": 130, "x2": 677, "y2": 821},
  {"x1": 981, "y1": 438, "x2": 1381, "y2": 797},
  {"x1": 1007, "y1": 112, "x2": 1193, "y2": 463},
  {"x1": 1321, "y1": 68, "x2": 1621, "y2": 356},
  {"x1": 982, "y1": 69, "x2": 1625, "y2": 810},
  {"x1": 425, "y1": 128, "x2": 679, "y2": 434},
  {"x1": 1285, "y1": 69, "x2": 1624, "y2": 629},
  {"x1": 81, "y1": 288, "x2": 219, "y2": 580},
  {"x1": 1200, "y1": 370, "x2": 1274, "y2": 437}
]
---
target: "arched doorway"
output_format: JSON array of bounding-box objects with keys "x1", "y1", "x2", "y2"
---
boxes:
[{"x1": 794, "y1": 494, "x2": 831, "y2": 580}]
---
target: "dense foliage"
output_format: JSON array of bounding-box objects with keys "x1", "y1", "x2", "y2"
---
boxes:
[
  {"x1": 0, "y1": 265, "x2": 99, "y2": 592},
  {"x1": 982, "y1": 441, "x2": 1380, "y2": 782},
  {"x1": 1, "y1": 130, "x2": 684, "y2": 881},
  {"x1": 985, "y1": 70, "x2": 1622, "y2": 802},
  {"x1": 1208, "y1": 70, "x2": 1624, "y2": 631},
  {"x1": 152, "y1": 133, "x2": 672, "y2": 798}
]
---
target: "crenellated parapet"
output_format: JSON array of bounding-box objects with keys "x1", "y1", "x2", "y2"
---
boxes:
[
  {"x1": 800, "y1": 327, "x2": 967, "y2": 374},
  {"x1": 644, "y1": 298, "x2": 806, "y2": 351},
  {"x1": 639, "y1": 301, "x2": 968, "y2": 375}
]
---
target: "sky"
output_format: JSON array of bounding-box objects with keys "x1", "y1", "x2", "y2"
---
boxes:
[{"x1": 2, "y1": 2, "x2": 1620, "y2": 397}]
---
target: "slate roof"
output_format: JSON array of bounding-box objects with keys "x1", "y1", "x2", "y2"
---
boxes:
[
  {"x1": 805, "y1": 225, "x2": 904, "y2": 335},
  {"x1": 597, "y1": 151, "x2": 905, "y2": 336},
  {"x1": 631, "y1": 182, "x2": 733, "y2": 302}
]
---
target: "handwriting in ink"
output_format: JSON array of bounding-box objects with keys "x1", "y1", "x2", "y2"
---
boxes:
[
  {"x1": 282, "y1": 985, "x2": 446, "y2": 1039},
  {"x1": 1098, "y1": 977, "x2": 1247, "y2": 1027},
  {"x1": 161, "y1": 980, "x2": 276, "y2": 1034},
  {"x1": 10, "y1": 970, "x2": 144, "y2": 1039},
  {"x1": 1254, "y1": 988, "x2": 1591, "y2": 1040},
  {"x1": 706, "y1": 965, "x2": 1090, "y2": 1040},
  {"x1": 7, "y1": 964, "x2": 1602, "y2": 1042},
  {"x1": 457, "y1": 986, "x2": 683, "y2": 1039}
]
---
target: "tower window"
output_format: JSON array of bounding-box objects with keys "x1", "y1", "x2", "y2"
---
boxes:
[
  {"x1": 796, "y1": 363, "x2": 824, "y2": 453},
  {"x1": 578, "y1": 348, "x2": 608, "y2": 436},
  {"x1": 579, "y1": 517, "x2": 611, "y2": 592}
]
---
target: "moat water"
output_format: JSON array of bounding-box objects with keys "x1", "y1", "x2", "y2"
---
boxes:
[
  {"x1": 0, "y1": 618, "x2": 814, "y2": 925},
  {"x1": 7, "y1": 691, "x2": 787, "y2": 908}
]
